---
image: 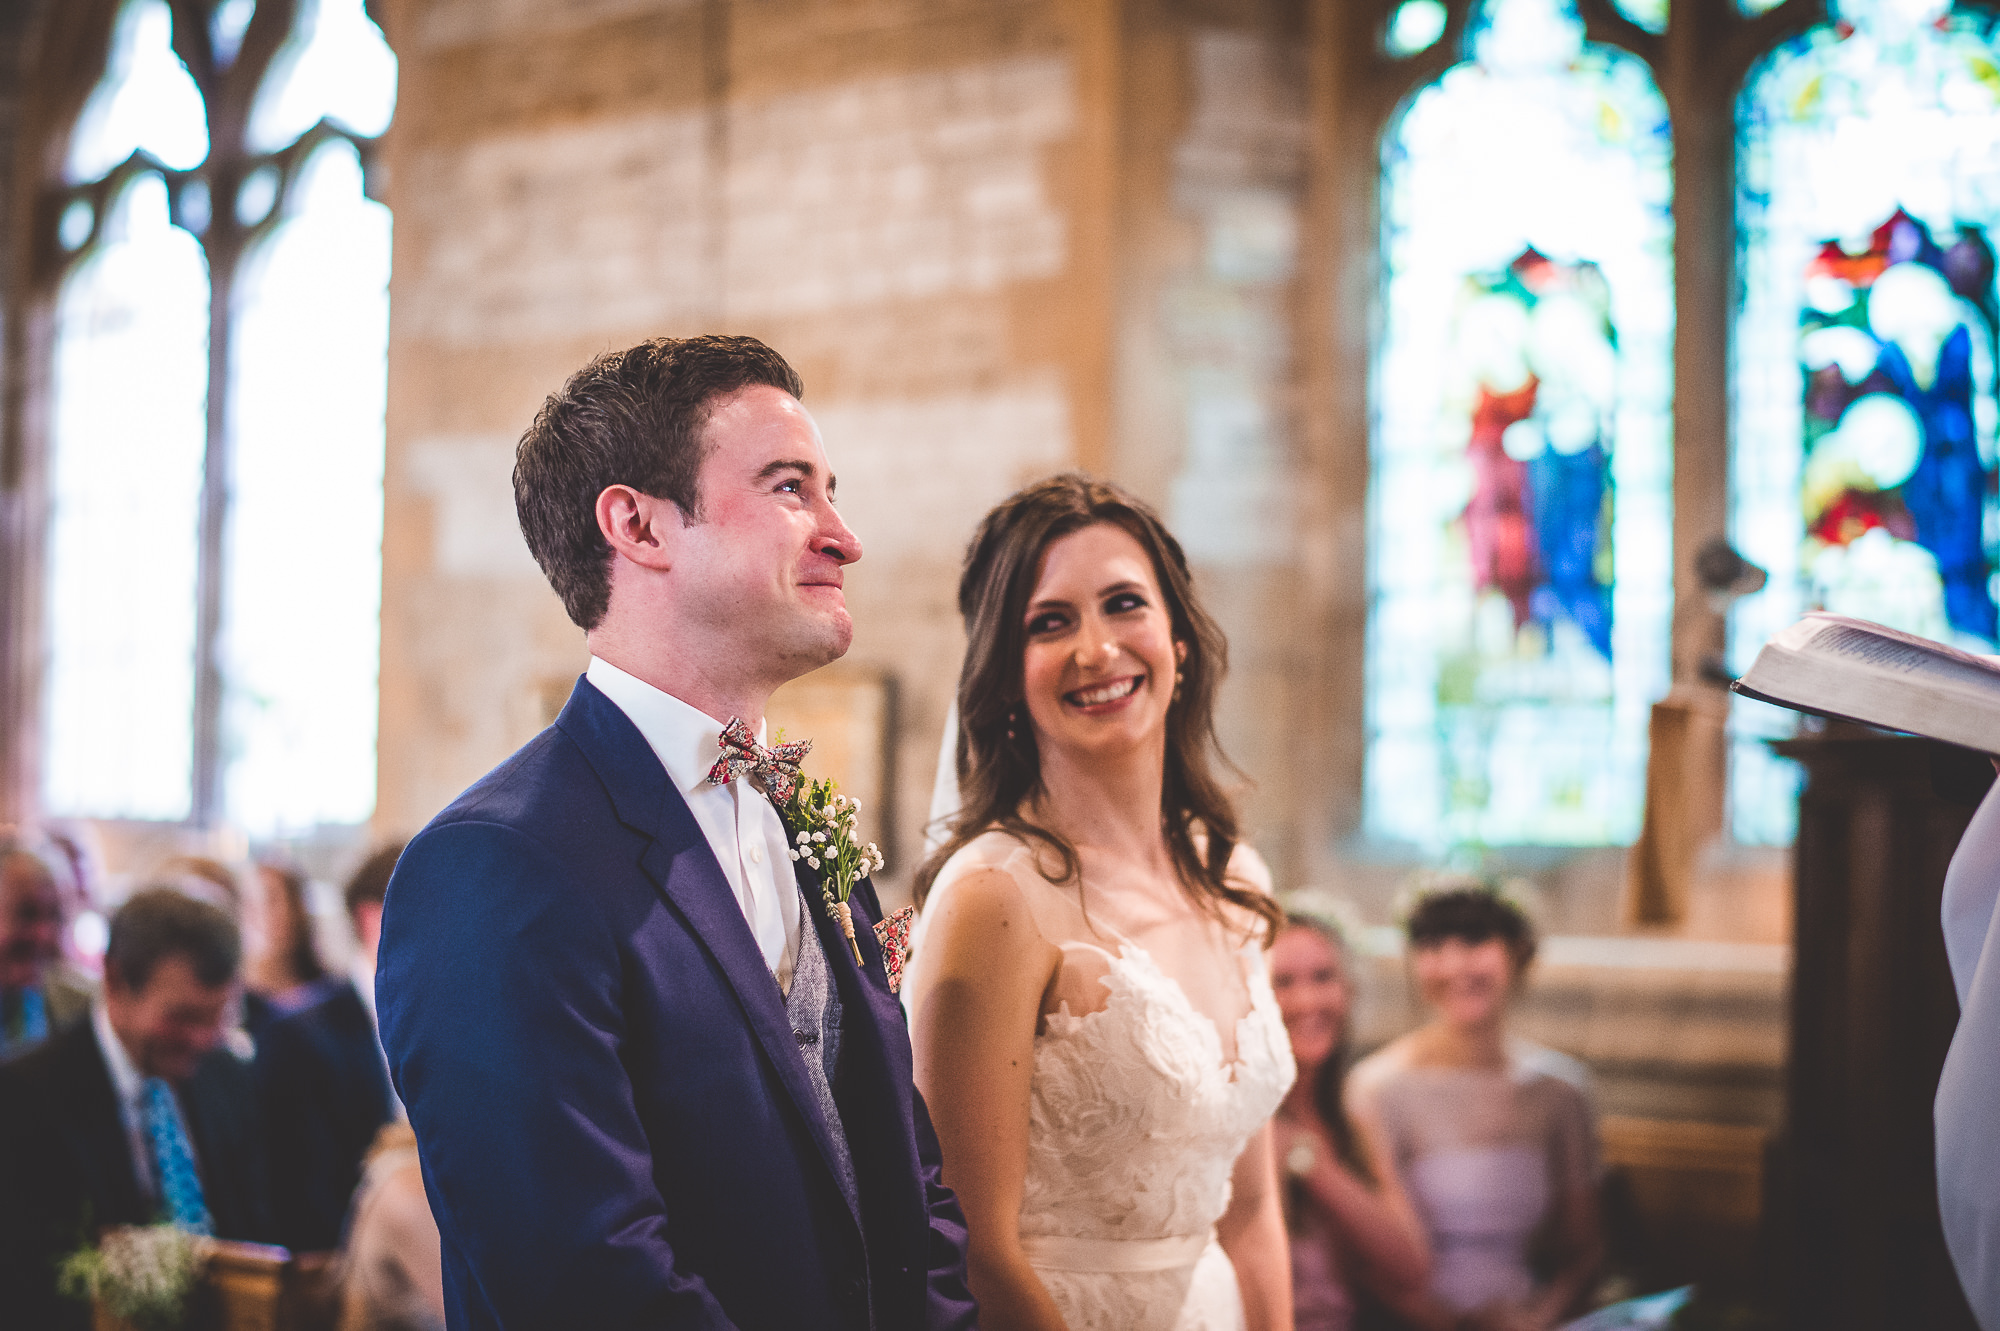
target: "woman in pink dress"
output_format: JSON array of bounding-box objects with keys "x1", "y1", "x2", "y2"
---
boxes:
[
  {"x1": 1269, "y1": 915, "x2": 1430, "y2": 1331},
  {"x1": 1348, "y1": 888, "x2": 1602, "y2": 1331}
]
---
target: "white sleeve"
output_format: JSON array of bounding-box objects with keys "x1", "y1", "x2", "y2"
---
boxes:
[{"x1": 1937, "y1": 779, "x2": 2000, "y2": 1331}]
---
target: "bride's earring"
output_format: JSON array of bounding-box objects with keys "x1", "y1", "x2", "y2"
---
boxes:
[
  {"x1": 1172, "y1": 672, "x2": 1184, "y2": 703},
  {"x1": 1006, "y1": 706, "x2": 1020, "y2": 742}
]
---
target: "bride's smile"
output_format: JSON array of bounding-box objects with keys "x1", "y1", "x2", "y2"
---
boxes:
[{"x1": 1064, "y1": 675, "x2": 1142, "y2": 711}]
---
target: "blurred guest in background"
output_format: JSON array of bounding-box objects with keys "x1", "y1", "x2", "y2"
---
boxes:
[
  {"x1": 1270, "y1": 914, "x2": 1430, "y2": 1331},
  {"x1": 247, "y1": 861, "x2": 334, "y2": 1017},
  {"x1": 340, "y1": 1121, "x2": 445, "y2": 1331},
  {"x1": 0, "y1": 887, "x2": 271, "y2": 1330},
  {"x1": 0, "y1": 835, "x2": 93, "y2": 1058},
  {"x1": 1349, "y1": 888, "x2": 1601, "y2": 1331},
  {"x1": 152, "y1": 854, "x2": 245, "y2": 915},
  {"x1": 259, "y1": 843, "x2": 403, "y2": 1251}
]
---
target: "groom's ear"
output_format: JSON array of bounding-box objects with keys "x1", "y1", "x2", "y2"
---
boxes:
[{"x1": 596, "y1": 484, "x2": 684, "y2": 572}]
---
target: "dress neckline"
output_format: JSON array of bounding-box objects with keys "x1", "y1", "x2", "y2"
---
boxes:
[{"x1": 1040, "y1": 941, "x2": 1272, "y2": 1083}]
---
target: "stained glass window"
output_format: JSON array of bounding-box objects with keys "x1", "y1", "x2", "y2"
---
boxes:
[
  {"x1": 1733, "y1": 0, "x2": 2000, "y2": 843},
  {"x1": 44, "y1": 0, "x2": 396, "y2": 836},
  {"x1": 223, "y1": 141, "x2": 391, "y2": 832},
  {"x1": 44, "y1": 174, "x2": 208, "y2": 820},
  {"x1": 1369, "y1": 0, "x2": 1674, "y2": 850}
]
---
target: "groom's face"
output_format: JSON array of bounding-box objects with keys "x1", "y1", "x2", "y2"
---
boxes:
[{"x1": 672, "y1": 384, "x2": 862, "y2": 676}]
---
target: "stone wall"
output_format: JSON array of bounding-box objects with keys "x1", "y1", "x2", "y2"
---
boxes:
[{"x1": 377, "y1": 0, "x2": 1117, "y2": 888}]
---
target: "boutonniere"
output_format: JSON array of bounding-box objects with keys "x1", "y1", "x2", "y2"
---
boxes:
[
  {"x1": 782, "y1": 777, "x2": 885, "y2": 967},
  {"x1": 873, "y1": 905, "x2": 916, "y2": 994}
]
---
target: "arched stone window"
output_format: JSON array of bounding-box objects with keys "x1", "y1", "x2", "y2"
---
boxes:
[
  {"x1": 30, "y1": 0, "x2": 393, "y2": 833},
  {"x1": 1368, "y1": 0, "x2": 1673, "y2": 850}
]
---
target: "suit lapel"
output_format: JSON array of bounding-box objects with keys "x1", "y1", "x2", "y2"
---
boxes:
[
  {"x1": 65, "y1": 1022, "x2": 150, "y2": 1225},
  {"x1": 796, "y1": 855, "x2": 928, "y2": 1279},
  {"x1": 555, "y1": 678, "x2": 859, "y2": 1218},
  {"x1": 803, "y1": 865, "x2": 912, "y2": 1087}
]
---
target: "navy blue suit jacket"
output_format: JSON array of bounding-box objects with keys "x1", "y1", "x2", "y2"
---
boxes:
[
  {"x1": 257, "y1": 980, "x2": 396, "y2": 1251},
  {"x1": 377, "y1": 678, "x2": 977, "y2": 1331}
]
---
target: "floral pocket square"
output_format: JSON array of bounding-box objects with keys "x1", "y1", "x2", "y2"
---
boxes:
[{"x1": 872, "y1": 905, "x2": 916, "y2": 994}]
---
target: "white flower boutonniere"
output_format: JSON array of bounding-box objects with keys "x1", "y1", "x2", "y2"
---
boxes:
[{"x1": 783, "y1": 776, "x2": 885, "y2": 966}]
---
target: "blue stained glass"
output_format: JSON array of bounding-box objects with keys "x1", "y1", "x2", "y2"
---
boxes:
[
  {"x1": 1387, "y1": 0, "x2": 1450, "y2": 57},
  {"x1": 1733, "y1": 0, "x2": 2000, "y2": 844},
  {"x1": 1370, "y1": 0, "x2": 1674, "y2": 851},
  {"x1": 1611, "y1": 0, "x2": 1668, "y2": 34}
]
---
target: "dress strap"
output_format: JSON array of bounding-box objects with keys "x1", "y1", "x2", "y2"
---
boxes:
[{"x1": 1019, "y1": 1230, "x2": 1213, "y2": 1273}]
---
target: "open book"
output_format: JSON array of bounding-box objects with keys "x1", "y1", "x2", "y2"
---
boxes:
[{"x1": 1732, "y1": 613, "x2": 2000, "y2": 754}]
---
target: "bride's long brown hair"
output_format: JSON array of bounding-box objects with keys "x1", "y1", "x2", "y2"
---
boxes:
[{"x1": 913, "y1": 473, "x2": 1282, "y2": 943}]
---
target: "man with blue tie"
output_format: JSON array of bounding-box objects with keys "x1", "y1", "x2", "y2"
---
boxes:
[
  {"x1": 377, "y1": 336, "x2": 978, "y2": 1329},
  {"x1": 0, "y1": 888, "x2": 272, "y2": 1329}
]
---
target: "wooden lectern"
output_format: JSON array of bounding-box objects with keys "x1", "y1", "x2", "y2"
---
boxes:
[{"x1": 1773, "y1": 731, "x2": 1983, "y2": 1330}]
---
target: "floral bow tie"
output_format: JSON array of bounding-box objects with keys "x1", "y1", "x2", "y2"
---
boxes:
[{"x1": 705, "y1": 717, "x2": 812, "y2": 804}]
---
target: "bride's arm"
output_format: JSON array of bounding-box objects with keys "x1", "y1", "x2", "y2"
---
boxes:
[
  {"x1": 1216, "y1": 1123, "x2": 1292, "y2": 1331},
  {"x1": 908, "y1": 867, "x2": 1069, "y2": 1331}
]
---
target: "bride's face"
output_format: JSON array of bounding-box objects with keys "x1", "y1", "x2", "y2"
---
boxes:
[{"x1": 1018, "y1": 522, "x2": 1183, "y2": 764}]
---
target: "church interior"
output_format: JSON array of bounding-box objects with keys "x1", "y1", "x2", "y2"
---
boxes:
[{"x1": 0, "y1": 0, "x2": 1992, "y2": 1327}]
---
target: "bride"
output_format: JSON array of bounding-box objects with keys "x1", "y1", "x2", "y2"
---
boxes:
[{"x1": 903, "y1": 474, "x2": 1295, "y2": 1331}]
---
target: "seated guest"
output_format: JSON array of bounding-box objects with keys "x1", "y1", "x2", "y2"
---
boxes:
[
  {"x1": 247, "y1": 861, "x2": 335, "y2": 1016},
  {"x1": 1271, "y1": 914, "x2": 1431, "y2": 1331},
  {"x1": 1349, "y1": 886, "x2": 1602, "y2": 1331},
  {"x1": 151, "y1": 854, "x2": 245, "y2": 915},
  {"x1": 0, "y1": 888, "x2": 271, "y2": 1330},
  {"x1": 258, "y1": 844, "x2": 403, "y2": 1251},
  {"x1": 340, "y1": 1122, "x2": 445, "y2": 1331},
  {"x1": 153, "y1": 854, "x2": 276, "y2": 1048},
  {"x1": 0, "y1": 836, "x2": 93, "y2": 1058}
]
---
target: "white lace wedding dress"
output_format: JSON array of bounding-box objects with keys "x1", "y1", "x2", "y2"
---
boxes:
[{"x1": 921, "y1": 832, "x2": 1296, "y2": 1331}]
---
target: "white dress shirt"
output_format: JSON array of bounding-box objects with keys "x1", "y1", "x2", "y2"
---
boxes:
[
  {"x1": 587, "y1": 657, "x2": 801, "y2": 992},
  {"x1": 92, "y1": 1000, "x2": 160, "y2": 1201}
]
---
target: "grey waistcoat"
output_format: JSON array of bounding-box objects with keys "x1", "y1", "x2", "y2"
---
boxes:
[
  {"x1": 785, "y1": 885, "x2": 860, "y2": 1214},
  {"x1": 784, "y1": 886, "x2": 873, "y2": 1326}
]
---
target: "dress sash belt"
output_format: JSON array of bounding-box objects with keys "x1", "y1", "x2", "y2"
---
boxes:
[{"x1": 1019, "y1": 1230, "x2": 1213, "y2": 1273}]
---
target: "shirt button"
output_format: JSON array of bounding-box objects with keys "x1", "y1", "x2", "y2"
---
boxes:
[{"x1": 748, "y1": 842, "x2": 763, "y2": 864}]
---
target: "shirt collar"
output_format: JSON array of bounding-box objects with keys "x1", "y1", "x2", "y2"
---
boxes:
[
  {"x1": 586, "y1": 656, "x2": 766, "y2": 797},
  {"x1": 92, "y1": 998, "x2": 146, "y2": 1103}
]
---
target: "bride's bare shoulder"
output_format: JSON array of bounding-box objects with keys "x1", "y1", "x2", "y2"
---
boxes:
[
  {"x1": 925, "y1": 830, "x2": 1053, "y2": 931},
  {"x1": 912, "y1": 836, "x2": 1063, "y2": 996}
]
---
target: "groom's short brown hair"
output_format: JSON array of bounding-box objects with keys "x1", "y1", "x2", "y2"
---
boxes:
[{"x1": 513, "y1": 335, "x2": 806, "y2": 630}]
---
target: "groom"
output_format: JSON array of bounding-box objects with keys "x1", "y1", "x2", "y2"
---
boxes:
[{"x1": 377, "y1": 336, "x2": 977, "y2": 1330}]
